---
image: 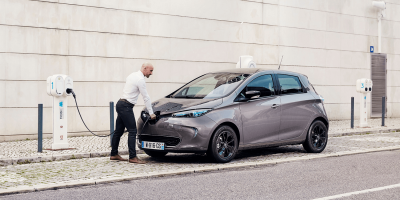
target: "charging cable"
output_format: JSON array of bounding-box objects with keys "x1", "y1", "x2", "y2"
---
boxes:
[
  {"x1": 67, "y1": 89, "x2": 153, "y2": 138},
  {"x1": 67, "y1": 89, "x2": 111, "y2": 137}
]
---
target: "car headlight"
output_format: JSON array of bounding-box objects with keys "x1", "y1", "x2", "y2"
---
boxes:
[
  {"x1": 172, "y1": 109, "x2": 211, "y2": 118},
  {"x1": 319, "y1": 95, "x2": 324, "y2": 104}
]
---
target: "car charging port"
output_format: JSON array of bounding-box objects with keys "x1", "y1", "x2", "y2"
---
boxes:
[{"x1": 141, "y1": 111, "x2": 161, "y2": 125}]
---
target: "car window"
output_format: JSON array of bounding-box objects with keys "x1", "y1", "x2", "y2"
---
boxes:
[
  {"x1": 171, "y1": 73, "x2": 250, "y2": 99},
  {"x1": 277, "y1": 74, "x2": 303, "y2": 94},
  {"x1": 241, "y1": 74, "x2": 275, "y2": 98}
]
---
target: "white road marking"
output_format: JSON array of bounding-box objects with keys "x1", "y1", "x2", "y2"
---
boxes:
[{"x1": 313, "y1": 183, "x2": 400, "y2": 200}]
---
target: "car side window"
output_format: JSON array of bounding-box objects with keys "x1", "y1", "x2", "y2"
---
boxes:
[
  {"x1": 241, "y1": 74, "x2": 275, "y2": 98},
  {"x1": 277, "y1": 74, "x2": 303, "y2": 95}
]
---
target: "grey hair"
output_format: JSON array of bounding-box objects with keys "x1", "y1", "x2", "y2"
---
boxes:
[{"x1": 141, "y1": 62, "x2": 153, "y2": 70}]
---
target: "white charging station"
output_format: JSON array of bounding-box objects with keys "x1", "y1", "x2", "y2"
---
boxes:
[
  {"x1": 356, "y1": 78, "x2": 373, "y2": 127},
  {"x1": 236, "y1": 55, "x2": 257, "y2": 68},
  {"x1": 47, "y1": 74, "x2": 74, "y2": 149}
]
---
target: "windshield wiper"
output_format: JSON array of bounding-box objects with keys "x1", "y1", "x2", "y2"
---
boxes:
[{"x1": 172, "y1": 95, "x2": 204, "y2": 99}]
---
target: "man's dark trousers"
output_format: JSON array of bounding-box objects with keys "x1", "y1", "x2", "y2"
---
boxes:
[{"x1": 111, "y1": 100, "x2": 137, "y2": 159}]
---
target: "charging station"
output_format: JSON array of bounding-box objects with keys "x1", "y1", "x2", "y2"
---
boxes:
[
  {"x1": 47, "y1": 74, "x2": 74, "y2": 149},
  {"x1": 236, "y1": 55, "x2": 257, "y2": 68},
  {"x1": 356, "y1": 78, "x2": 373, "y2": 127}
]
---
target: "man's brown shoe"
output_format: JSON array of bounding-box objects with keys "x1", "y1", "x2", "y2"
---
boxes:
[
  {"x1": 110, "y1": 155, "x2": 128, "y2": 161},
  {"x1": 129, "y1": 157, "x2": 147, "y2": 164}
]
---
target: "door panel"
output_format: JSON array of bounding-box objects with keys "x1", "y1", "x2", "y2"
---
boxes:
[
  {"x1": 276, "y1": 74, "x2": 316, "y2": 141},
  {"x1": 279, "y1": 93, "x2": 315, "y2": 141},
  {"x1": 240, "y1": 96, "x2": 281, "y2": 145}
]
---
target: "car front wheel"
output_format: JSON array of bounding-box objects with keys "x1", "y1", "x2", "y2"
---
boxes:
[
  {"x1": 303, "y1": 120, "x2": 328, "y2": 153},
  {"x1": 208, "y1": 126, "x2": 238, "y2": 163}
]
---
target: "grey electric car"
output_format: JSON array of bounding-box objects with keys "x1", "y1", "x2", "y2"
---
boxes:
[{"x1": 138, "y1": 68, "x2": 328, "y2": 163}]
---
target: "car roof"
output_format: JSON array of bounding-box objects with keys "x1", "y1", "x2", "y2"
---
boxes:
[
  {"x1": 207, "y1": 68, "x2": 308, "y2": 78},
  {"x1": 274, "y1": 70, "x2": 308, "y2": 78},
  {"x1": 209, "y1": 68, "x2": 273, "y2": 74}
]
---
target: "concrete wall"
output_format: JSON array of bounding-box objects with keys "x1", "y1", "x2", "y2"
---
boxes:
[{"x1": 0, "y1": 0, "x2": 399, "y2": 141}]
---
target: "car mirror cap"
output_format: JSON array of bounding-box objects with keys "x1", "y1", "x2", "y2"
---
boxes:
[
  {"x1": 250, "y1": 95, "x2": 260, "y2": 99},
  {"x1": 245, "y1": 90, "x2": 260, "y2": 98}
]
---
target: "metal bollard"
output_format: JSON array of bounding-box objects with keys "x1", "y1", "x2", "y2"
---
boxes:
[
  {"x1": 110, "y1": 101, "x2": 114, "y2": 146},
  {"x1": 351, "y1": 97, "x2": 354, "y2": 129},
  {"x1": 382, "y1": 96, "x2": 385, "y2": 126},
  {"x1": 38, "y1": 104, "x2": 43, "y2": 152}
]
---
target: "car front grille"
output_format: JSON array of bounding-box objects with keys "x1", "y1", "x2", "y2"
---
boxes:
[{"x1": 138, "y1": 135, "x2": 181, "y2": 146}]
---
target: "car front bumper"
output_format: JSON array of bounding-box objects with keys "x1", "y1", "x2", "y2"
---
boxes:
[{"x1": 137, "y1": 114, "x2": 216, "y2": 153}]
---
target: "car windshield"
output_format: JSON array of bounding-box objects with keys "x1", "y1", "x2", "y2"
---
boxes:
[{"x1": 171, "y1": 73, "x2": 250, "y2": 99}]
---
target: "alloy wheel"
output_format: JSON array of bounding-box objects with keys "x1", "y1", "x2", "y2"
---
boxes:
[
  {"x1": 216, "y1": 131, "x2": 236, "y2": 160},
  {"x1": 311, "y1": 124, "x2": 327, "y2": 150}
]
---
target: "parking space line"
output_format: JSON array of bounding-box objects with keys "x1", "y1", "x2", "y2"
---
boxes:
[{"x1": 313, "y1": 183, "x2": 400, "y2": 200}]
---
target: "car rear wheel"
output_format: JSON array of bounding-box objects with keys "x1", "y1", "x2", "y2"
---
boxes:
[
  {"x1": 303, "y1": 120, "x2": 328, "y2": 153},
  {"x1": 143, "y1": 150, "x2": 168, "y2": 157},
  {"x1": 208, "y1": 126, "x2": 238, "y2": 163}
]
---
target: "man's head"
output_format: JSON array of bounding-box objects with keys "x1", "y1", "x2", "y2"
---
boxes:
[{"x1": 140, "y1": 63, "x2": 154, "y2": 78}]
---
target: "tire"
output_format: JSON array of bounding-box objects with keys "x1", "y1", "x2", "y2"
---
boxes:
[
  {"x1": 208, "y1": 125, "x2": 238, "y2": 163},
  {"x1": 143, "y1": 150, "x2": 168, "y2": 157},
  {"x1": 303, "y1": 120, "x2": 328, "y2": 153}
]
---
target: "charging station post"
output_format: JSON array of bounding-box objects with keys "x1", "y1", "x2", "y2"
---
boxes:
[
  {"x1": 46, "y1": 74, "x2": 74, "y2": 150},
  {"x1": 356, "y1": 78, "x2": 373, "y2": 127}
]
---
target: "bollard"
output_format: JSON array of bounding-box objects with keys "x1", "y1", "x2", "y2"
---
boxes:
[
  {"x1": 382, "y1": 96, "x2": 385, "y2": 126},
  {"x1": 351, "y1": 97, "x2": 354, "y2": 129},
  {"x1": 38, "y1": 104, "x2": 43, "y2": 152},
  {"x1": 110, "y1": 101, "x2": 114, "y2": 146}
]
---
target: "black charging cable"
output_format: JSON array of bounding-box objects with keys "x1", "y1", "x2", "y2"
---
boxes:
[
  {"x1": 67, "y1": 89, "x2": 112, "y2": 137},
  {"x1": 66, "y1": 89, "x2": 153, "y2": 138}
]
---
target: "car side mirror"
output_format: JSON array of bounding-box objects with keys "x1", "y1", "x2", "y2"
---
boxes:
[{"x1": 245, "y1": 90, "x2": 261, "y2": 99}]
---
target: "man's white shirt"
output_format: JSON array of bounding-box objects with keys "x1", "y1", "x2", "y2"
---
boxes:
[{"x1": 121, "y1": 70, "x2": 154, "y2": 115}]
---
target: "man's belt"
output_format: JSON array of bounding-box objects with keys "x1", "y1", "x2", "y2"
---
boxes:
[{"x1": 119, "y1": 99, "x2": 134, "y2": 106}]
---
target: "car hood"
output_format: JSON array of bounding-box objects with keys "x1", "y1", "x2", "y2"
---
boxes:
[{"x1": 143, "y1": 98, "x2": 223, "y2": 115}]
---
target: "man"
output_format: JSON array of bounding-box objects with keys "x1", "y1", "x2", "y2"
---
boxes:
[{"x1": 110, "y1": 63, "x2": 156, "y2": 164}]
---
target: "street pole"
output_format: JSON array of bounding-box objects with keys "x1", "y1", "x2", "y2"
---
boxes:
[
  {"x1": 378, "y1": 16, "x2": 382, "y2": 53},
  {"x1": 351, "y1": 97, "x2": 354, "y2": 129},
  {"x1": 38, "y1": 104, "x2": 43, "y2": 152},
  {"x1": 382, "y1": 96, "x2": 385, "y2": 126},
  {"x1": 110, "y1": 101, "x2": 114, "y2": 146}
]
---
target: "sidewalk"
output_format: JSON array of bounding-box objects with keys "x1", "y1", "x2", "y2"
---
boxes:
[
  {"x1": 1, "y1": 129, "x2": 400, "y2": 194},
  {"x1": 1, "y1": 118, "x2": 400, "y2": 195},
  {"x1": 0, "y1": 118, "x2": 399, "y2": 166}
]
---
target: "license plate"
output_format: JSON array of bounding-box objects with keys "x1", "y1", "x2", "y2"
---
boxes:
[{"x1": 141, "y1": 141, "x2": 165, "y2": 150}]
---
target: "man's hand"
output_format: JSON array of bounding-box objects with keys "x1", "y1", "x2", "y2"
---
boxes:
[{"x1": 150, "y1": 114, "x2": 156, "y2": 120}]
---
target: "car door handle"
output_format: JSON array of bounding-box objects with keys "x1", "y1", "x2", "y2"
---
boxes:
[{"x1": 271, "y1": 104, "x2": 280, "y2": 109}]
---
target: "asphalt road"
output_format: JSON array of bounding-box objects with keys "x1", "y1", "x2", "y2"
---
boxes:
[{"x1": 3, "y1": 150, "x2": 400, "y2": 200}]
